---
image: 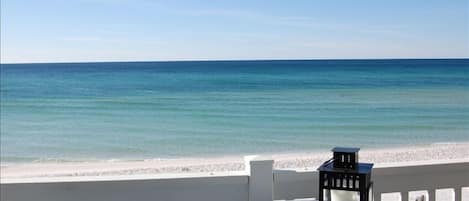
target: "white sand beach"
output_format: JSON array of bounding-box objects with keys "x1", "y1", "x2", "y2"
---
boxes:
[{"x1": 1, "y1": 142, "x2": 468, "y2": 180}]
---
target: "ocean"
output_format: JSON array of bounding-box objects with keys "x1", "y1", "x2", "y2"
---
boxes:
[{"x1": 1, "y1": 59, "x2": 468, "y2": 163}]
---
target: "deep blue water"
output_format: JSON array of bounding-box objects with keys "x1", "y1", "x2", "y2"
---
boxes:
[{"x1": 1, "y1": 59, "x2": 468, "y2": 163}]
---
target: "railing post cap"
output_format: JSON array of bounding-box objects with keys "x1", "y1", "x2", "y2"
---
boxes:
[
  {"x1": 244, "y1": 155, "x2": 273, "y2": 164},
  {"x1": 244, "y1": 155, "x2": 273, "y2": 174}
]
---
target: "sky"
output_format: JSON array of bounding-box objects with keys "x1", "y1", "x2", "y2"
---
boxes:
[{"x1": 1, "y1": 0, "x2": 468, "y2": 63}]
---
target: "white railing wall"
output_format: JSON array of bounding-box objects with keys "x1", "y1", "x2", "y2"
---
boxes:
[
  {"x1": 1, "y1": 173, "x2": 249, "y2": 201},
  {"x1": 372, "y1": 161, "x2": 468, "y2": 201},
  {"x1": 1, "y1": 156, "x2": 468, "y2": 201},
  {"x1": 273, "y1": 160, "x2": 469, "y2": 201}
]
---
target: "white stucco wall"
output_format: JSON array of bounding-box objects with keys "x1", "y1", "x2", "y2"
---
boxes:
[{"x1": 1, "y1": 158, "x2": 468, "y2": 201}]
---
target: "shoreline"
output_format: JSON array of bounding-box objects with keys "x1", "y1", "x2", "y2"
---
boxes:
[{"x1": 1, "y1": 142, "x2": 468, "y2": 179}]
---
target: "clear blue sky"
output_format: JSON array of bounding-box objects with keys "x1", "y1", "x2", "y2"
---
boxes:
[{"x1": 1, "y1": 0, "x2": 468, "y2": 63}]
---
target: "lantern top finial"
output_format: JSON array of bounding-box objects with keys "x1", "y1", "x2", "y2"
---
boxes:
[
  {"x1": 331, "y1": 146, "x2": 360, "y2": 170},
  {"x1": 331, "y1": 147, "x2": 360, "y2": 153}
]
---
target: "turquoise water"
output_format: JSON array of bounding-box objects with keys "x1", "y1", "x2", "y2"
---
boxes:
[{"x1": 1, "y1": 59, "x2": 468, "y2": 163}]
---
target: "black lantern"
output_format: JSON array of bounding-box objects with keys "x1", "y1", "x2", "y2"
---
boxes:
[{"x1": 318, "y1": 147, "x2": 374, "y2": 201}]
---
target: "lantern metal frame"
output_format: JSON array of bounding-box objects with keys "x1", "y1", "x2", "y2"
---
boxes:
[{"x1": 318, "y1": 147, "x2": 374, "y2": 201}]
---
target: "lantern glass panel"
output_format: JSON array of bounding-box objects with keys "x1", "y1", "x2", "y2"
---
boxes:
[
  {"x1": 322, "y1": 187, "x2": 373, "y2": 201},
  {"x1": 326, "y1": 190, "x2": 360, "y2": 201},
  {"x1": 323, "y1": 189, "x2": 329, "y2": 201}
]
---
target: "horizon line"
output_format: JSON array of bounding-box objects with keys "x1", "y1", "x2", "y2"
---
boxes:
[{"x1": 1, "y1": 57, "x2": 468, "y2": 65}]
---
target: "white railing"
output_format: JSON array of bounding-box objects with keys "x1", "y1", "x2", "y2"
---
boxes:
[
  {"x1": 274, "y1": 159, "x2": 469, "y2": 201},
  {"x1": 1, "y1": 156, "x2": 468, "y2": 201}
]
